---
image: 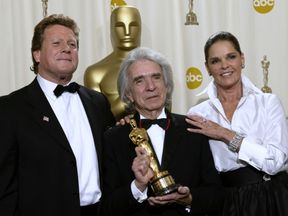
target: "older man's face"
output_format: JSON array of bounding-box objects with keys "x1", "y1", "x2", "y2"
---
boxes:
[{"x1": 126, "y1": 59, "x2": 167, "y2": 117}]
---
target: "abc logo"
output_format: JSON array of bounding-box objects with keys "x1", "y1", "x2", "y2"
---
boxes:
[
  {"x1": 253, "y1": 0, "x2": 274, "y2": 14},
  {"x1": 186, "y1": 67, "x2": 203, "y2": 90}
]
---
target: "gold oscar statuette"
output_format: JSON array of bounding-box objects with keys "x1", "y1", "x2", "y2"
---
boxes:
[
  {"x1": 129, "y1": 119, "x2": 179, "y2": 196},
  {"x1": 261, "y1": 55, "x2": 272, "y2": 93},
  {"x1": 184, "y1": 0, "x2": 199, "y2": 25}
]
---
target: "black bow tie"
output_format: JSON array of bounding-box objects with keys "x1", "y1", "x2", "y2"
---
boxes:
[
  {"x1": 140, "y1": 118, "x2": 170, "y2": 130},
  {"x1": 53, "y1": 82, "x2": 80, "y2": 97}
]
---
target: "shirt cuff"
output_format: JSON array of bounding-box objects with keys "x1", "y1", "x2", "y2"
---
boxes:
[
  {"x1": 238, "y1": 137, "x2": 266, "y2": 169},
  {"x1": 131, "y1": 180, "x2": 148, "y2": 203}
]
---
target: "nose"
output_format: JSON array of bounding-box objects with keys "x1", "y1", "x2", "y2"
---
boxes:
[
  {"x1": 123, "y1": 23, "x2": 131, "y2": 36},
  {"x1": 220, "y1": 59, "x2": 229, "y2": 68},
  {"x1": 146, "y1": 79, "x2": 156, "y2": 91},
  {"x1": 62, "y1": 43, "x2": 72, "y2": 52}
]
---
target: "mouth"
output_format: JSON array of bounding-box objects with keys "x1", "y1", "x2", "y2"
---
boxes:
[
  {"x1": 220, "y1": 71, "x2": 233, "y2": 77},
  {"x1": 57, "y1": 59, "x2": 72, "y2": 62},
  {"x1": 121, "y1": 38, "x2": 133, "y2": 43},
  {"x1": 146, "y1": 95, "x2": 159, "y2": 100}
]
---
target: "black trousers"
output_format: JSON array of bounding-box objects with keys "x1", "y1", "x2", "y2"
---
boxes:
[{"x1": 80, "y1": 202, "x2": 99, "y2": 216}]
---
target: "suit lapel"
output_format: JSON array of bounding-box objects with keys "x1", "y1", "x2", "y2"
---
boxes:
[
  {"x1": 26, "y1": 79, "x2": 73, "y2": 154},
  {"x1": 77, "y1": 87, "x2": 102, "y2": 159},
  {"x1": 161, "y1": 113, "x2": 183, "y2": 170}
]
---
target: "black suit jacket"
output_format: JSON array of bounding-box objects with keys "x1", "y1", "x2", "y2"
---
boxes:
[
  {"x1": 101, "y1": 112, "x2": 224, "y2": 216},
  {"x1": 0, "y1": 78, "x2": 115, "y2": 216}
]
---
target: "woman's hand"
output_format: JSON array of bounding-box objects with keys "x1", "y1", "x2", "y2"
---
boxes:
[{"x1": 185, "y1": 115, "x2": 234, "y2": 143}]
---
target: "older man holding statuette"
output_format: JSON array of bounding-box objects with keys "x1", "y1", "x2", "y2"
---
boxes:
[{"x1": 100, "y1": 47, "x2": 224, "y2": 216}]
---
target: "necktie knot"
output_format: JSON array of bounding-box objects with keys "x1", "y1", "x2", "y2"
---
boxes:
[
  {"x1": 54, "y1": 82, "x2": 79, "y2": 97},
  {"x1": 140, "y1": 118, "x2": 170, "y2": 130}
]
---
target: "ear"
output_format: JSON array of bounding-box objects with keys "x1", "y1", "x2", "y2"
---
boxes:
[
  {"x1": 33, "y1": 50, "x2": 40, "y2": 63},
  {"x1": 241, "y1": 53, "x2": 245, "y2": 69},
  {"x1": 126, "y1": 91, "x2": 134, "y2": 103}
]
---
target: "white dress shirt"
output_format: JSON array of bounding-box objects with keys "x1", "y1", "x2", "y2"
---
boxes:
[
  {"x1": 37, "y1": 75, "x2": 101, "y2": 206},
  {"x1": 187, "y1": 75, "x2": 288, "y2": 175},
  {"x1": 131, "y1": 109, "x2": 167, "y2": 202}
]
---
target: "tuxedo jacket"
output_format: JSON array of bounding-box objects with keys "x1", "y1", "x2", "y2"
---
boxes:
[
  {"x1": 0, "y1": 78, "x2": 115, "y2": 216},
  {"x1": 101, "y1": 112, "x2": 224, "y2": 216}
]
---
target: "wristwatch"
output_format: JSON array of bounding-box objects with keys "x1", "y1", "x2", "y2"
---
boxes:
[{"x1": 228, "y1": 132, "x2": 245, "y2": 152}]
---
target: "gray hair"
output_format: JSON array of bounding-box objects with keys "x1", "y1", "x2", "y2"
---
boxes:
[{"x1": 117, "y1": 47, "x2": 174, "y2": 113}]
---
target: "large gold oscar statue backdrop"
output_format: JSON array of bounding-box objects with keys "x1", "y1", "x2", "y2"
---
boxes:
[{"x1": 84, "y1": 6, "x2": 141, "y2": 120}]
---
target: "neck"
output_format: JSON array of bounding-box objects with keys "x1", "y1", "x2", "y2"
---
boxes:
[
  {"x1": 138, "y1": 109, "x2": 164, "y2": 120},
  {"x1": 38, "y1": 72, "x2": 72, "y2": 86},
  {"x1": 217, "y1": 82, "x2": 242, "y2": 103},
  {"x1": 113, "y1": 48, "x2": 134, "y2": 59}
]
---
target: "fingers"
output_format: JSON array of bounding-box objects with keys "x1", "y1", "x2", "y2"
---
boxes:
[
  {"x1": 124, "y1": 115, "x2": 132, "y2": 124},
  {"x1": 177, "y1": 186, "x2": 190, "y2": 195},
  {"x1": 186, "y1": 115, "x2": 209, "y2": 134},
  {"x1": 186, "y1": 115, "x2": 208, "y2": 125},
  {"x1": 133, "y1": 148, "x2": 149, "y2": 175},
  {"x1": 135, "y1": 146, "x2": 147, "y2": 157},
  {"x1": 117, "y1": 118, "x2": 126, "y2": 126},
  {"x1": 176, "y1": 186, "x2": 192, "y2": 206},
  {"x1": 148, "y1": 196, "x2": 171, "y2": 206},
  {"x1": 132, "y1": 146, "x2": 153, "y2": 187},
  {"x1": 116, "y1": 114, "x2": 133, "y2": 126},
  {"x1": 186, "y1": 114, "x2": 205, "y2": 122},
  {"x1": 186, "y1": 119, "x2": 211, "y2": 137},
  {"x1": 132, "y1": 159, "x2": 153, "y2": 191},
  {"x1": 148, "y1": 187, "x2": 191, "y2": 206},
  {"x1": 186, "y1": 115, "x2": 207, "y2": 126}
]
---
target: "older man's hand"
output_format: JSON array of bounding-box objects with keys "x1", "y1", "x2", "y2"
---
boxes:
[{"x1": 148, "y1": 186, "x2": 192, "y2": 207}]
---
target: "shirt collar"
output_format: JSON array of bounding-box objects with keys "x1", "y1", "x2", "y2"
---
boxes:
[
  {"x1": 37, "y1": 74, "x2": 76, "y2": 100},
  {"x1": 140, "y1": 108, "x2": 167, "y2": 120},
  {"x1": 37, "y1": 74, "x2": 58, "y2": 100}
]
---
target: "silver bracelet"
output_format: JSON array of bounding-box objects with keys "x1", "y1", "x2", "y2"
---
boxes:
[{"x1": 228, "y1": 132, "x2": 244, "y2": 152}]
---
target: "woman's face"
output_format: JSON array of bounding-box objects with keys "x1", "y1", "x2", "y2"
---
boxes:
[{"x1": 205, "y1": 40, "x2": 244, "y2": 90}]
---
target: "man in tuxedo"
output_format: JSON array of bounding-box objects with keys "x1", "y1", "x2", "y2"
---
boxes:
[
  {"x1": 101, "y1": 47, "x2": 224, "y2": 216},
  {"x1": 0, "y1": 14, "x2": 115, "y2": 216}
]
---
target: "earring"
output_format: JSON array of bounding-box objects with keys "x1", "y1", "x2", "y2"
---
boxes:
[{"x1": 241, "y1": 64, "x2": 245, "y2": 69}]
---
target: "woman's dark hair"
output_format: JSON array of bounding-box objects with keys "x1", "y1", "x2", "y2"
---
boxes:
[{"x1": 204, "y1": 31, "x2": 242, "y2": 62}]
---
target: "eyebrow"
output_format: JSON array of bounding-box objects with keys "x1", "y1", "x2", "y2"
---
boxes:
[
  {"x1": 132, "y1": 71, "x2": 162, "y2": 82},
  {"x1": 209, "y1": 51, "x2": 238, "y2": 59},
  {"x1": 133, "y1": 75, "x2": 144, "y2": 82}
]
